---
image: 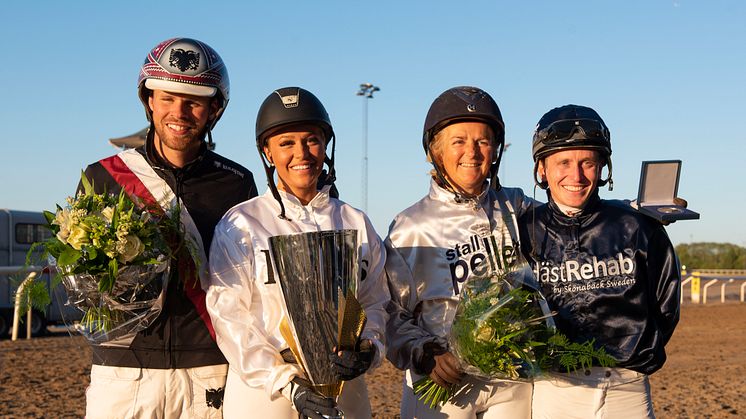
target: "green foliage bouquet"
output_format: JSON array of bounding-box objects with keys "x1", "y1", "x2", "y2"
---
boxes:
[
  {"x1": 413, "y1": 256, "x2": 616, "y2": 408},
  {"x1": 25, "y1": 174, "x2": 187, "y2": 346}
]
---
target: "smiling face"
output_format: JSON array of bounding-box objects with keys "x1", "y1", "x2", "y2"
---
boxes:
[
  {"x1": 431, "y1": 121, "x2": 495, "y2": 196},
  {"x1": 148, "y1": 89, "x2": 217, "y2": 166},
  {"x1": 538, "y1": 148, "x2": 603, "y2": 208},
  {"x1": 263, "y1": 124, "x2": 327, "y2": 204}
]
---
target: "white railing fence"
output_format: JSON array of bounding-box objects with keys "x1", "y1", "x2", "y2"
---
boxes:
[
  {"x1": 684, "y1": 270, "x2": 746, "y2": 304},
  {"x1": 11, "y1": 272, "x2": 36, "y2": 340}
]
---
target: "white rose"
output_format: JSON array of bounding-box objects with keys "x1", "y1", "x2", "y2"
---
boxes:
[
  {"x1": 56, "y1": 230, "x2": 70, "y2": 243},
  {"x1": 118, "y1": 235, "x2": 145, "y2": 263},
  {"x1": 53, "y1": 208, "x2": 67, "y2": 226},
  {"x1": 66, "y1": 225, "x2": 89, "y2": 250},
  {"x1": 54, "y1": 208, "x2": 72, "y2": 242},
  {"x1": 476, "y1": 325, "x2": 494, "y2": 341},
  {"x1": 101, "y1": 207, "x2": 115, "y2": 223}
]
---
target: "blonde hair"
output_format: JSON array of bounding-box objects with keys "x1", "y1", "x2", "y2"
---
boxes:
[{"x1": 427, "y1": 129, "x2": 447, "y2": 179}]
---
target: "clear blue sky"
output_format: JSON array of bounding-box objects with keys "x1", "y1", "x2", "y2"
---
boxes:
[{"x1": 1, "y1": 1, "x2": 744, "y2": 246}]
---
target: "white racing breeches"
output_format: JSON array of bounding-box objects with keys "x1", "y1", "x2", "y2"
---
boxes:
[
  {"x1": 532, "y1": 367, "x2": 654, "y2": 419},
  {"x1": 85, "y1": 364, "x2": 228, "y2": 419},
  {"x1": 221, "y1": 368, "x2": 372, "y2": 419},
  {"x1": 400, "y1": 369, "x2": 532, "y2": 419}
]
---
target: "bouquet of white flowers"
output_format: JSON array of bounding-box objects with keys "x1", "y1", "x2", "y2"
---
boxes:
[
  {"x1": 413, "y1": 255, "x2": 616, "y2": 408},
  {"x1": 25, "y1": 174, "x2": 191, "y2": 346}
]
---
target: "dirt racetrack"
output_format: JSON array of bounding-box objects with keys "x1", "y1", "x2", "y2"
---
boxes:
[{"x1": 1, "y1": 303, "x2": 744, "y2": 418}]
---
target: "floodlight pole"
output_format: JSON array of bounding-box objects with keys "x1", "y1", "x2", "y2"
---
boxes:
[{"x1": 356, "y1": 83, "x2": 380, "y2": 212}]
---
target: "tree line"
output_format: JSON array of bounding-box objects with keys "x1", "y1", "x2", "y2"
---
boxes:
[{"x1": 675, "y1": 242, "x2": 746, "y2": 269}]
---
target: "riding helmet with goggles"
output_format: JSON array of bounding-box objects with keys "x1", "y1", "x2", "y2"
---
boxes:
[
  {"x1": 255, "y1": 87, "x2": 336, "y2": 220},
  {"x1": 532, "y1": 104, "x2": 613, "y2": 190},
  {"x1": 138, "y1": 38, "x2": 229, "y2": 148},
  {"x1": 422, "y1": 86, "x2": 506, "y2": 194}
]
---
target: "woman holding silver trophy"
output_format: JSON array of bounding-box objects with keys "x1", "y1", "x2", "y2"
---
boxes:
[
  {"x1": 384, "y1": 86, "x2": 536, "y2": 418},
  {"x1": 206, "y1": 87, "x2": 389, "y2": 418}
]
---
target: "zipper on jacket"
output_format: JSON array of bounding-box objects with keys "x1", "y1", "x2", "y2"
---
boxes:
[{"x1": 564, "y1": 216, "x2": 581, "y2": 258}]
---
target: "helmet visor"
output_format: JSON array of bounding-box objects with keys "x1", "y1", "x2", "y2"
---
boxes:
[
  {"x1": 145, "y1": 78, "x2": 217, "y2": 98},
  {"x1": 536, "y1": 119, "x2": 609, "y2": 145}
]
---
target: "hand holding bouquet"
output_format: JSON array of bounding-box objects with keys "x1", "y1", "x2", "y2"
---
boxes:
[{"x1": 414, "y1": 255, "x2": 616, "y2": 408}]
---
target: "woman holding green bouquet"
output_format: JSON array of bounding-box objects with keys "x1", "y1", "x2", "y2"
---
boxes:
[
  {"x1": 384, "y1": 86, "x2": 535, "y2": 418},
  {"x1": 206, "y1": 87, "x2": 389, "y2": 418}
]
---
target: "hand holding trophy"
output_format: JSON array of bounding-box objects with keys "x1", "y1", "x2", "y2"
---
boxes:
[
  {"x1": 291, "y1": 379, "x2": 341, "y2": 419},
  {"x1": 269, "y1": 229, "x2": 369, "y2": 418},
  {"x1": 330, "y1": 339, "x2": 377, "y2": 381}
]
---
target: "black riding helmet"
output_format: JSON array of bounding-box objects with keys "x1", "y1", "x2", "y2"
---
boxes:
[
  {"x1": 255, "y1": 87, "x2": 337, "y2": 220},
  {"x1": 256, "y1": 87, "x2": 334, "y2": 148},
  {"x1": 532, "y1": 104, "x2": 613, "y2": 190},
  {"x1": 422, "y1": 86, "x2": 506, "y2": 195}
]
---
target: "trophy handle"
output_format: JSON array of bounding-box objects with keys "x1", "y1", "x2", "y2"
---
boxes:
[
  {"x1": 337, "y1": 294, "x2": 367, "y2": 351},
  {"x1": 279, "y1": 317, "x2": 304, "y2": 372}
]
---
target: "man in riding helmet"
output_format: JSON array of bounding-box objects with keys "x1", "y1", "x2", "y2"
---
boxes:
[
  {"x1": 519, "y1": 105, "x2": 680, "y2": 418},
  {"x1": 81, "y1": 37, "x2": 257, "y2": 418}
]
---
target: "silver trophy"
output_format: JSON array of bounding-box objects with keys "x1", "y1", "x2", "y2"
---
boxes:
[{"x1": 269, "y1": 229, "x2": 366, "y2": 400}]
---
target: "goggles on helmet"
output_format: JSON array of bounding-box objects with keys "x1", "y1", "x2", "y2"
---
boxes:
[{"x1": 535, "y1": 118, "x2": 609, "y2": 145}]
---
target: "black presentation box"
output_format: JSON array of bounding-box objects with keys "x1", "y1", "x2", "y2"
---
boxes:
[{"x1": 636, "y1": 160, "x2": 700, "y2": 222}]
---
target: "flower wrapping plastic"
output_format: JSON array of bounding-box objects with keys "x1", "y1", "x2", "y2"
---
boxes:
[
  {"x1": 448, "y1": 259, "x2": 554, "y2": 381},
  {"x1": 26, "y1": 173, "x2": 194, "y2": 347},
  {"x1": 59, "y1": 261, "x2": 169, "y2": 346}
]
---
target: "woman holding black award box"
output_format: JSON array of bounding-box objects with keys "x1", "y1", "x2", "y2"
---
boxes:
[{"x1": 206, "y1": 87, "x2": 389, "y2": 418}]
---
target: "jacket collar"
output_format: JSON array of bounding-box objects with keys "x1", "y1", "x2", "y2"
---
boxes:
[
  {"x1": 140, "y1": 127, "x2": 208, "y2": 172},
  {"x1": 263, "y1": 184, "x2": 332, "y2": 213},
  {"x1": 428, "y1": 178, "x2": 490, "y2": 208},
  {"x1": 547, "y1": 190, "x2": 602, "y2": 221}
]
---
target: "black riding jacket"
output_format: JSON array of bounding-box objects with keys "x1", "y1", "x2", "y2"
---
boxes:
[
  {"x1": 81, "y1": 137, "x2": 258, "y2": 369},
  {"x1": 518, "y1": 193, "x2": 680, "y2": 375}
]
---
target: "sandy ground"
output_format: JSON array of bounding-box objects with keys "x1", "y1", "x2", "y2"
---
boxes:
[{"x1": 1, "y1": 303, "x2": 744, "y2": 418}]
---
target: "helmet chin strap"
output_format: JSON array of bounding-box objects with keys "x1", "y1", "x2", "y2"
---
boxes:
[
  {"x1": 532, "y1": 157, "x2": 613, "y2": 191},
  {"x1": 206, "y1": 128, "x2": 215, "y2": 151},
  {"x1": 530, "y1": 183, "x2": 542, "y2": 260},
  {"x1": 489, "y1": 141, "x2": 505, "y2": 192},
  {"x1": 533, "y1": 161, "x2": 549, "y2": 190},
  {"x1": 205, "y1": 102, "x2": 222, "y2": 151},
  {"x1": 430, "y1": 145, "x2": 503, "y2": 203},
  {"x1": 259, "y1": 151, "x2": 291, "y2": 221},
  {"x1": 428, "y1": 147, "x2": 470, "y2": 203},
  {"x1": 259, "y1": 133, "x2": 337, "y2": 221},
  {"x1": 596, "y1": 158, "x2": 614, "y2": 191},
  {"x1": 322, "y1": 134, "x2": 337, "y2": 186}
]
